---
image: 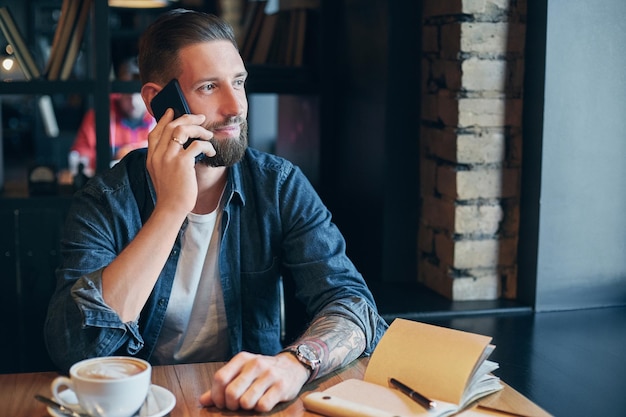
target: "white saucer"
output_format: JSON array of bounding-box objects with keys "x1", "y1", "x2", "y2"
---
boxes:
[{"x1": 48, "y1": 384, "x2": 176, "y2": 417}]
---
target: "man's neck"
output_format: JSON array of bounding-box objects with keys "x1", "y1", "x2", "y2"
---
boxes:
[{"x1": 193, "y1": 166, "x2": 228, "y2": 215}]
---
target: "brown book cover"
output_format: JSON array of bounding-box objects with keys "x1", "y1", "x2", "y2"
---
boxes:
[
  {"x1": 251, "y1": 11, "x2": 278, "y2": 64},
  {"x1": 46, "y1": 0, "x2": 81, "y2": 80},
  {"x1": 279, "y1": 10, "x2": 297, "y2": 65},
  {"x1": 44, "y1": 0, "x2": 70, "y2": 76},
  {"x1": 291, "y1": 9, "x2": 307, "y2": 67},
  {"x1": 267, "y1": 10, "x2": 291, "y2": 65},
  {"x1": 59, "y1": 0, "x2": 92, "y2": 80},
  {"x1": 237, "y1": 0, "x2": 259, "y2": 48},
  {"x1": 241, "y1": 1, "x2": 267, "y2": 62}
]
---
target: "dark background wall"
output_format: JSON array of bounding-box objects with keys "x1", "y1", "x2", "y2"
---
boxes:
[{"x1": 319, "y1": 0, "x2": 421, "y2": 288}]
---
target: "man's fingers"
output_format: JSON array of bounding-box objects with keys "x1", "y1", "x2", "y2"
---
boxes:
[{"x1": 199, "y1": 352, "x2": 304, "y2": 412}]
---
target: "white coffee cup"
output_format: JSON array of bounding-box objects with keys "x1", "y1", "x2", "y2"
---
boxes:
[{"x1": 50, "y1": 356, "x2": 151, "y2": 417}]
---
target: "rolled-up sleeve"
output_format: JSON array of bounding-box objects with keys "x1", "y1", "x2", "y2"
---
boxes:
[
  {"x1": 46, "y1": 267, "x2": 145, "y2": 372},
  {"x1": 71, "y1": 270, "x2": 144, "y2": 350},
  {"x1": 314, "y1": 297, "x2": 388, "y2": 355}
]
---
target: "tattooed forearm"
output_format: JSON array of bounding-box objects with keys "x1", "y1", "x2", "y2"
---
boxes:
[{"x1": 295, "y1": 315, "x2": 366, "y2": 379}]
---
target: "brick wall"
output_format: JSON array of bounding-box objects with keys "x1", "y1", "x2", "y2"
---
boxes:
[{"x1": 419, "y1": 0, "x2": 526, "y2": 300}]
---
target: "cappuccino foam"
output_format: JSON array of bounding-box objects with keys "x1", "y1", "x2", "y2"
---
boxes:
[{"x1": 76, "y1": 359, "x2": 146, "y2": 380}]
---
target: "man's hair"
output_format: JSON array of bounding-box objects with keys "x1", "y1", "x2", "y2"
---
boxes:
[{"x1": 138, "y1": 8, "x2": 238, "y2": 85}]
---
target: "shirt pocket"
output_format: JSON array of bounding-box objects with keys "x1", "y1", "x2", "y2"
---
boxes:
[{"x1": 240, "y1": 256, "x2": 282, "y2": 332}]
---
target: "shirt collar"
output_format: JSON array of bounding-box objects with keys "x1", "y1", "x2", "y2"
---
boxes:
[
  {"x1": 225, "y1": 151, "x2": 247, "y2": 207},
  {"x1": 142, "y1": 149, "x2": 249, "y2": 209}
]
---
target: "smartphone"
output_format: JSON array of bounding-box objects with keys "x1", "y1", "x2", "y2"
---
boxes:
[
  {"x1": 150, "y1": 79, "x2": 206, "y2": 162},
  {"x1": 150, "y1": 78, "x2": 191, "y2": 123}
]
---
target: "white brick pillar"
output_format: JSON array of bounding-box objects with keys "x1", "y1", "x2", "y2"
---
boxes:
[{"x1": 419, "y1": 0, "x2": 526, "y2": 300}]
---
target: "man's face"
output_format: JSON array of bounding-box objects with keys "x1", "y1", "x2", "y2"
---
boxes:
[{"x1": 176, "y1": 41, "x2": 249, "y2": 167}]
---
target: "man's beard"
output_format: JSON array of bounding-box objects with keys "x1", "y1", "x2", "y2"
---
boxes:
[{"x1": 197, "y1": 117, "x2": 248, "y2": 167}]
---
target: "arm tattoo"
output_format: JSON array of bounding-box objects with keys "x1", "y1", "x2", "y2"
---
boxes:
[{"x1": 295, "y1": 315, "x2": 366, "y2": 379}]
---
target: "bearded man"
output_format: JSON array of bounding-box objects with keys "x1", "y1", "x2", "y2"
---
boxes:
[{"x1": 45, "y1": 8, "x2": 387, "y2": 413}]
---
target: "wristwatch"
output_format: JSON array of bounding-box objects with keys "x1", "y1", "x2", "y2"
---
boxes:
[{"x1": 282, "y1": 344, "x2": 321, "y2": 382}]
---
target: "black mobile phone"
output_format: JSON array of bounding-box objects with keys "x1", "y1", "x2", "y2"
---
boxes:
[
  {"x1": 150, "y1": 79, "x2": 206, "y2": 162},
  {"x1": 150, "y1": 78, "x2": 191, "y2": 123}
]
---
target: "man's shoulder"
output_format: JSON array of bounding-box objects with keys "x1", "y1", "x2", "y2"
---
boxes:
[
  {"x1": 241, "y1": 147, "x2": 295, "y2": 175},
  {"x1": 81, "y1": 148, "x2": 147, "y2": 195},
  {"x1": 244, "y1": 147, "x2": 286, "y2": 163}
]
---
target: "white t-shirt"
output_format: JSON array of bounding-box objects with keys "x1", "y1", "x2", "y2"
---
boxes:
[{"x1": 152, "y1": 208, "x2": 230, "y2": 365}]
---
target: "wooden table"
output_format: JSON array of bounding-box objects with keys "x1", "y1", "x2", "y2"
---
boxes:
[
  {"x1": 1, "y1": 359, "x2": 366, "y2": 417},
  {"x1": 1, "y1": 357, "x2": 551, "y2": 417}
]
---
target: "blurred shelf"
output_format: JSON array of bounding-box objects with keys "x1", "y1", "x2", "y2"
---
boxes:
[
  {"x1": 0, "y1": 80, "x2": 96, "y2": 95},
  {"x1": 1, "y1": 65, "x2": 318, "y2": 96}
]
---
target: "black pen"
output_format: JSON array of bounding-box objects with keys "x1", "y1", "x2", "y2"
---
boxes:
[{"x1": 389, "y1": 377, "x2": 437, "y2": 410}]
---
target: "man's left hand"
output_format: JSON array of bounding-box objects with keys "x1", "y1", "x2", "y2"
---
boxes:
[{"x1": 199, "y1": 351, "x2": 310, "y2": 412}]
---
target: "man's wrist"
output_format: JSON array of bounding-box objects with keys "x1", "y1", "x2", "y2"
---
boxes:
[
  {"x1": 278, "y1": 350, "x2": 312, "y2": 383},
  {"x1": 280, "y1": 343, "x2": 321, "y2": 383}
]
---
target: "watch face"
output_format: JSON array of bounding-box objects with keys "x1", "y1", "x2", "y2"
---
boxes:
[
  {"x1": 297, "y1": 344, "x2": 315, "y2": 359},
  {"x1": 297, "y1": 344, "x2": 321, "y2": 367}
]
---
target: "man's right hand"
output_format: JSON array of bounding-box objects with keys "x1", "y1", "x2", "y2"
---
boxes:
[{"x1": 146, "y1": 108, "x2": 215, "y2": 216}]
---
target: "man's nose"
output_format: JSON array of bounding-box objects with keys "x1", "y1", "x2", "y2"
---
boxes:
[{"x1": 220, "y1": 85, "x2": 244, "y2": 117}]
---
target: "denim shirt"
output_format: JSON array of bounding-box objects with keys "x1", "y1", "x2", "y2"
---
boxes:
[{"x1": 45, "y1": 148, "x2": 387, "y2": 372}]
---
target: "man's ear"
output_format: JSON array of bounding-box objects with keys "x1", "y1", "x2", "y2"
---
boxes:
[{"x1": 141, "y1": 82, "x2": 161, "y2": 117}]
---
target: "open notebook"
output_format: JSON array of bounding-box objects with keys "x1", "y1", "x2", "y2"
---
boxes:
[{"x1": 304, "y1": 318, "x2": 503, "y2": 417}]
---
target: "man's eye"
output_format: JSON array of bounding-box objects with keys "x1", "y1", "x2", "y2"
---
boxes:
[
  {"x1": 234, "y1": 79, "x2": 246, "y2": 88},
  {"x1": 200, "y1": 84, "x2": 216, "y2": 92}
]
